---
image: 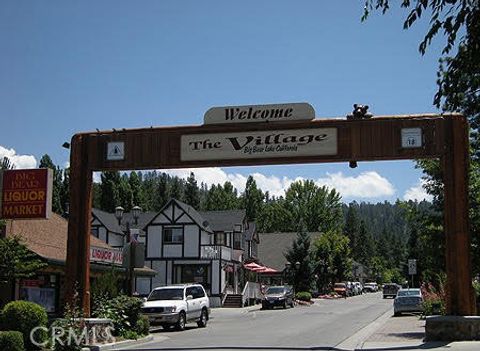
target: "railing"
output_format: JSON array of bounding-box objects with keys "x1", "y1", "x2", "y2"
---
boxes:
[
  {"x1": 200, "y1": 245, "x2": 221, "y2": 259},
  {"x1": 242, "y1": 281, "x2": 261, "y2": 306}
]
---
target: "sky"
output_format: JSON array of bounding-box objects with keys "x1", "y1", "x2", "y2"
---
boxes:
[{"x1": 0, "y1": 1, "x2": 445, "y2": 204}]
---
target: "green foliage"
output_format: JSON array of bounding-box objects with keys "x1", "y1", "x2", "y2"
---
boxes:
[
  {"x1": 99, "y1": 171, "x2": 121, "y2": 212},
  {"x1": 50, "y1": 299, "x2": 84, "y2": 351},
  {"x1": 134, "y1": 315, "x2": 150, "y2": 336},
  {"x1": 93, "y1": 295, "x2": 143, "y2": 338},
  {"x1": 204, "y1": 182, "x2": 240, "y2": 211},
  {"x1": 285, "y1": 180, "x2": 343, "y2": 233},
  {"x1": 421, "y1": 279, "x2": 447, "y2": 316},
  {"x1": 91, "y1": 266, "x2": 120, "y2": 301},
  {"x1": 0, "y1": 236, "x2": 47, "y2": 284},
  {"x1": 313, "y1": 230, "x2": 352, "y2": 291},
  {"x1": 184, "y1": 172, "x2": 200, "y2": 209},
  {"x1": 0, "y1": 331, "x2": 24, "y2": 351},
  {"x1": 295, "y1": 291, "x2": 312, "y2": 302},
  {"x1": 121, "y1": 330, "x2": 140, "y2": 340},
  {"x1": 39, "y1": 154, "x2": 66, "y2": 215},
  {"x1": 1, "y1": 301, "x2": 48, "y2": 350},
  {"x1": 284, "y1": 229, "x2": 313, "y2": 292},
  {"x1": 241, "y1": 176, "x2": 264, "y2": 221}
]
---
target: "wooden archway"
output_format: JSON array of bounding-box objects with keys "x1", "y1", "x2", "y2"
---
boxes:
[{"x1": 65, "y1": 113, "x2": 475, "y2": 316}]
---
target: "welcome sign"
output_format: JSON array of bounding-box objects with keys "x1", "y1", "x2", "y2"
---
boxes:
[
  {"x1": 181, "y1": 128, "x2": 337, "y2": 161},
  {"x1": 204, "y1": 103, "x2": 315, "y2": 125}
]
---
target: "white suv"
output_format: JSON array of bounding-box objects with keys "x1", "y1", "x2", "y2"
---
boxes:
[{"x1": 141, "y1": 284, "x2": 210, "y2": 331}]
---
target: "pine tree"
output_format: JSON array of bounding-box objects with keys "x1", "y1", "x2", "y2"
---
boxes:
[
  {"x1": 284, "y1": 226, "x2": 313, "y2": 292},
  {"x1": 39, "y1": 154, "x2": 63, "y2": 215},
  {"x1": 154, "y1": 173, "x2": 170, "y2": 211},
  {"x1": 184, "y1": 172, "x2": 200, "y2": 208},
  {"x1": 99, "y1": 171, "x2": 121, "y2": 212},
  {"x1": 169, "y1": 177, "x2": 184, "y2": 202},
  {"x1": 242, "y1": 176, "x2": 264, "y2": 221},
  {"x1": 344, "y1": 203, "x2": 360, "y2": 256},
  {"x1": 129, "y1": 171, "x2": 145, "y2": 208}
]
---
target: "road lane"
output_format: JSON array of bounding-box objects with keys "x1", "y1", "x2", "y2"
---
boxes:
[{"x1": 116, "y1": 292, "x2": 393, "y2": 350}]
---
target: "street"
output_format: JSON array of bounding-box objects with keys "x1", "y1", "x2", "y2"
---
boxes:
[{"x1": 116, "y1": 292, "x2": 393, "y2": 350}]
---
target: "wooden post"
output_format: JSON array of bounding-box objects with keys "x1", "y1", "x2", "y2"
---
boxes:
[
  {"x1": 65, "y1": 134, "x2": 93, "y2": 316},
  {"x1": 442, "y1": 115, "x2": 476, "y2": 315}
]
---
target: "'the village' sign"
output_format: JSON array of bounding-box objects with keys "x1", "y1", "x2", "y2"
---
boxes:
[
  {"x1": 0, "y1": 168, "x2": 53, "y2": 219},
  {"x1": 181, "y1": 128, "x2": 337, "y2": 161},
  {"x1": 204, "y1": 102, "x2": 315, "y2": 125}
]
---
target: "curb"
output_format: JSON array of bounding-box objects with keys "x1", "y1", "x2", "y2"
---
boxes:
[
  {"x1": 335, "y1": 307, "x2": 393, "y2": 351},
  {"x1": 86, "y1": 335, "x2": 154, "y2": 351}
]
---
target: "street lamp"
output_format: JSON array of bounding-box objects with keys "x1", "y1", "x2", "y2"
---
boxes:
[
  {"x1": 115, "y1": 206, "x2": 124, "y2": 225},
  {"x1": 114, "y1": 205, "x2": 142, "y2": 296}
]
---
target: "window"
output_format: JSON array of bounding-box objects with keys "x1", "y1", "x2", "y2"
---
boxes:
[
  {"x1": 233, "y1": 232, "x2": 243, "y2": 250},
  {"x1": 214, "y1": 232, "x2": 226, "y2": 246},
  {"x1": 163, "y1": 227, "x2": 183, "y2": 244},
  {"x1": 193, "y1": 286, "x2": 205, "y2": 298}
]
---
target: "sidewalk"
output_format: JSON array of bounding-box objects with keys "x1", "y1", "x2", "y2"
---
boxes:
[{"x1": 361, "y1": 314, "x2": 480, "y2": 351}]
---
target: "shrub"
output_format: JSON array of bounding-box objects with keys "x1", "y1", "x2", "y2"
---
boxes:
[
  {"x1": 135, "y1": 315, "x2": 150, "y2": 336},
  {"x1": 50, "y1": 301, "x2": 84, "y2": 351},
  {"x1": 0, "y1": 331, "x2": 24, "y2": 351},
  {"x1": 93, "y1": 295, "x2": 143, "y2": 338},
  {"x1": 1, "y1": 301, "x2": 47, "y2": 350},
  {"x1": 121, "y1": 330, "x2": 139, "y2": 340},
  {"x1": 296, "y1": 291, "x2": 312, "y2": 302},
  {"x1": 421, "y1": 281, "x2": 446, "y2": 316}
]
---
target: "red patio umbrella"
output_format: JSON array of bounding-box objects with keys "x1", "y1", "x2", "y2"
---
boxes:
[{"x1": 244, "y1": 262, "x2": 263, "y2": 271}]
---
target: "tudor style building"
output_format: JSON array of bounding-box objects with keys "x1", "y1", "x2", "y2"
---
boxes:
[{"x1": 91, "y1": 199, "x2": 259, "y2": 307}]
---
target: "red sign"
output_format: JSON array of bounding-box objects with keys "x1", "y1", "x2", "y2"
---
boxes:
[{"x1": 1, "y1": 169, "x2": 53, "y2": 219}]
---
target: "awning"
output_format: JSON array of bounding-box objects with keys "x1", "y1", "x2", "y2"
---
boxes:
[
  {"x1": 244, "y1": 262, "x2": 263, "y2": 271},
  {"x1": 244, "y1": 262, "x2": 278, "y2": 273}
]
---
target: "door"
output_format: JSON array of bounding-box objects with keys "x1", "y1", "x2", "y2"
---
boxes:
[{"x1": 185, "y1": 286, "x2": 200, "y2": 320}]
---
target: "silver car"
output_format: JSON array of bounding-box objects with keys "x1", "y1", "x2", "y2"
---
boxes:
[{"x1": 393, "y1": 288, "x2": 423, "y2": 316}]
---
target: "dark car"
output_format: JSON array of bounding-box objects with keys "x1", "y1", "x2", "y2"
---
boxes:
[
  {"x1": 262, "y1": 286, "x2": 294, "y2": 309},
  {"x1": 383, "y1": 283, "x2": 400, "y2": 299}
]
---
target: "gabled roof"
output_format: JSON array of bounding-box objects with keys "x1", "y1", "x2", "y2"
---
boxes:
[
  {"x1": 198, "y1": 209, "x2": 246, "y2": 232},
  {"x1": 257, "y1": 232, "x2": 322, "y2": 271},
  {"x1": 5, "y1": 213, "x2": 111, "y2": 264},
  {"x1": 92, "y1": 208, "x2": 124, "y2": 234},
  {"x1": 144, "y1": 199, "x2": 213, "y2": 233},
  {"x1": 92, "y1": 208, "x2": 157, "y2": 234}
]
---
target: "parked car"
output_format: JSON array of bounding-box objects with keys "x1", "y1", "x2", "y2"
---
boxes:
[
  {"x1": 141, "y1": 284, "x2": 210, "y2": 331},
  {"x1": 383, "y1": 283, "x2": 401, "y2": 299},
  {"x1": 353, "y1": 282, "x2": 363, "y2": 295},
  {"x1": 262, "y1": 286, "x2": 294, "y2": 309},
  {"x1": 363, "y1": 282, "x2": 378, "y2": 293},
  {"x1": 393, "y1": 288, "x2": 423, "y2": 316},
  {"x1": 334, "y1": 282, "x2": 348, "y2": 297}
]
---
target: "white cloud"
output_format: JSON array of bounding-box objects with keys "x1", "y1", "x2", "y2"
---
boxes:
[
  {"x1": 162, "y1": 168, "x2": 395, "y2": 200},
  {"x1": 0, "y1": 145, "x2": 37, "y2": 169},
  {"x1": 403, "y1": 180, "x2": 433, "y2": 202},
  {"x1": 315, "y1": 171, "x2": 396, "y2": 199}
]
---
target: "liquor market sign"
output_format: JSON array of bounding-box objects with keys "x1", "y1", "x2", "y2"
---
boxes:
[
  {"x1": 204, "y1": 102, "x2": 315, "y2": 125},
  {"x1": 181, "y1": 128, "x2": 337, "y2": 161},
  {"x1": 0, "y1": 168, "x2": 53, "y2": 219},
  {"x1": 90, "y1": 246, "x2": 123, "y2": 265}
]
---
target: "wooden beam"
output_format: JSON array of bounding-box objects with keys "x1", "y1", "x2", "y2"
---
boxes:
[
  {"x1": 442, "y1": 115, "x2": 476, "y2": 315},
  {"x1": 65, "y1": 134, "x2": 93, "y2": 316}
]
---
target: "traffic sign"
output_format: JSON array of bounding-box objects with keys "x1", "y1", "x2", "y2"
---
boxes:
[{"x1": 408, "y1": 259, "x2": 417, "y2": 275}]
